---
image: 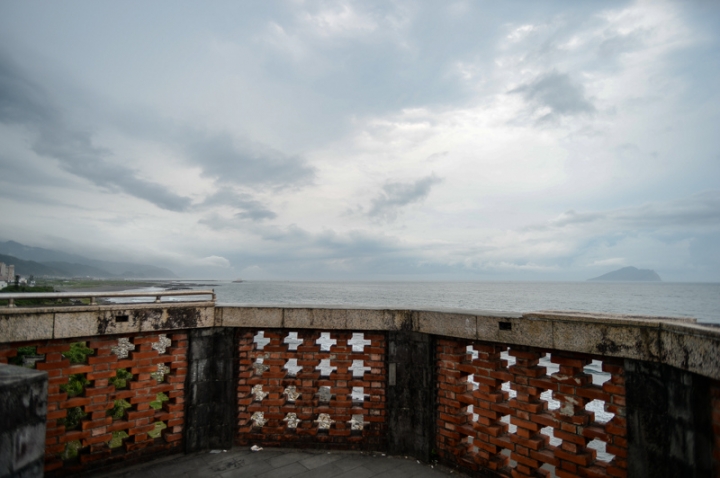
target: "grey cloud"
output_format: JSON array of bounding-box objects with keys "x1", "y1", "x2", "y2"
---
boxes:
[
  {"x1": 511, "y1": 70, "x2": 595, "y2": 119},
  {"x1": 0, "y1": 51, "x2": 192, "y2": 212},
  {"x1": 531, "y1": 191, "x2": 720, "y2": 231},
  {"x1": 368, "y1": 174, "x2": 443, "y2": 221},
  {"x1": 186, "y1": 133, "x2": 315, "y2": 190},
  {"x1": 198, "y1": 187, "x2": 277, "y2": 221}
]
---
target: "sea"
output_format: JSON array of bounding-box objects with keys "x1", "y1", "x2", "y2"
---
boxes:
[{"x1": 191, "y1": 280, "x2": 720, "y2": 324}]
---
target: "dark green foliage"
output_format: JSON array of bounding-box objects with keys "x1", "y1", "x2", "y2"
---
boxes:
[
  {"x1": 58, "y1": 407, "x2": 87, "y2": 431},
  {"x1": 149, "y1": 392, "x2": 169, "y2": 410},
  {"x1": 109, "y1": 368, "x2": 132, "y2": 389},
  {"x1": 62, "y1": 342, "x2": 94, "y2": 364},
  {"x1": 107, "y1": 399, "x2": 132, "y2": 420},
  {"x1": 8, "y1": 346, "x2": 38, "y2": 366},
  {"x1": 60, "y1": 374, "x2": 89, "y2": 397}
]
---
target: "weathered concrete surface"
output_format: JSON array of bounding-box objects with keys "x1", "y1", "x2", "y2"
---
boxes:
[
  {"x1": 218, "y1": 307, "x2": 283, "y2": 328},
  {"x1": 0, "y1": 364, "x2": 47, "y2": 478},
  {"x1": 3, "y1": 303, "x2": 720, "y2": 380},
  {"x1": 283, "y1": 308, "x2": 349, "y2": 329},
  {"x1": 185, "y1": 328, "x2": 237, "y2": 452},
  {"x1": 0, "y1": 313, "x2": 53, "y2": 343},
  {"x1": 476, "y1": 314, "x2": 553, "y2": 349},
  {"x1": 0, "y1": 302, "x2": 215, "y2": 342},
  {"x1": 625, "y1": 359, "x2": 713, "y2": 477}
]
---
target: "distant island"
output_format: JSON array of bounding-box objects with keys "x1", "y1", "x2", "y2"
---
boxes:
[{"x1": 588, "y1": 266, "x2": 662, "y2": 282}]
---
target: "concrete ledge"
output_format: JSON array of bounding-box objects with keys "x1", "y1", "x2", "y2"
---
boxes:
[
  {"x1": 2, "y1": 302, "x2": 719, "y2": 380},
  {"x1": 0, "y1": 302, "x2": 215, "y2": 343}
]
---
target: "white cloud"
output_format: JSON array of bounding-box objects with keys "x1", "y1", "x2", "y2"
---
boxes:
[
  {"x1": 197, "y1": 255, "x2": 231, "y2": 268},
  {"x1": 1, "y1": 1, "x2": 717, "y2": 281}
]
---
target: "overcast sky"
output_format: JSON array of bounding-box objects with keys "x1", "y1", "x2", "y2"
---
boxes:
[{"x1": 1, "y1": 0, "x2": 719, "y2": 281}]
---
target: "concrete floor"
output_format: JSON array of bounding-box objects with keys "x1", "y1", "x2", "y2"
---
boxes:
[{"x1": 85, "y1": 447, "x2": 467, "y2": 478}]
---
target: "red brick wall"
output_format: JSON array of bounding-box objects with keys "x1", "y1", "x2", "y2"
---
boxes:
[
  {"x1": 236, "y1": 329, "x2": 386, "y2": 450},
  {"x1": 0, "y1": 332, "x2": 187, "y2": 476},
  {"x1": 436, "y1": 338, "x2": 628, "y2": 478}
]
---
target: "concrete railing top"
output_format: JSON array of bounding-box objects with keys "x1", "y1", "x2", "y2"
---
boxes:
[
  {"x1": 1, "y1": 301, "x2": 719, "y2": 380},
  {"x1": 0, "y1": 289, "x2": 216, "y2": 307}
]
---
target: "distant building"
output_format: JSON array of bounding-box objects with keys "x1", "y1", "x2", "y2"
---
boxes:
[
  {"x1": 0, "y1": 263, "x2": 14, "y2": 283},
  {"x1": 0, "y1": 280, "x2": 6, "y2": 290}
]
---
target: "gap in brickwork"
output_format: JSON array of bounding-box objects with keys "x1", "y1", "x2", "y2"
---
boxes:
[
  {"x1": 349, "y1": 359, "x2": 370, "y2": 377},
  {"x1": 316, "y1": 358, "x2": 337, "y2": 377},
  {"x1": 500, "y1": 350, "x2": 516, "y2": 367},
  {"x1": 539, "y1": 389, "x2": 561, "y2": 410},
  {"x1": 466, "y1": 373, "x2": 478, "y2": 391},
  {"x1": 584, "y1": 359, "x2": 611, "y2": 385},
  {"x1": 283, "y1": 331, "x2": 303, "y2": 350},
  {"x1": 465, "y1": 435, "x2": 478, "y2": 454},
  {"x1": 349, "y1": 332, "x2": 371, "y2": 352},
  {"x1": 351, "y1": 386, "x2": 367, "y2": 402},
  {"x1": 317, "y1": 385, "x2": 332, "y2": 403},
  {"x1": 501, "y1": 381, "x2": 517, "y2": 399},
  {"x1": 284, "y1": 358, "x2": 302, "y2": 376},
  {"x1": 316, "y1": 332, "x2": 336, "y2": 351},
  {"x1": 9, "y1": 345, "x2": 44, "y2": 368},
  {"x1": 588, "y1": 438, "x2": 615, "y2": 462},
  {"x1": 500, "y1": 414, "x2": 517, "y2": 434},
  {"x1": 539, "y1": 352, "x2": 559, "y2": 374},
  {"x1": 540, "y1": 426, "x2": 562, "y2": 446},
  {"x1": 586, "y1": 398, "x2": 614, "y2": 423},
  {"x1": 539, "y1": 462, "x2": 556, "y2": 476},
  {"x1": 253, "y1": 331, "x2": 270, "y2": 349}
]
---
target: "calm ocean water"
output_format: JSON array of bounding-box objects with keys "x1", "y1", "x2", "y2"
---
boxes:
[{"x1": 195, "y1": 280, "x2": 720, "y2": 324}]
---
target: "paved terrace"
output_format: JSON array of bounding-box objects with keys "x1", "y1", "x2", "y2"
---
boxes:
[{"x1": 86, "y1": 448, "x2": 464, "y2": 478}]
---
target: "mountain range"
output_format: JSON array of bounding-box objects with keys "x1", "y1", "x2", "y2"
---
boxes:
[
  {"x1": 0, "y1": 241, "x2": 176, "y2": 279},
  {"x1": 588, "y1": 266, "x2": 662, "y2": 282}
]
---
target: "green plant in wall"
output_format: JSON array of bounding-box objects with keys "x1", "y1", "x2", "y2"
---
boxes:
[
  {"x1": 58, "y1": 407, "x2": 87, "y2": 431},
  {"x1": 107, "y1": 399, "x2": 132, "y2": 420},
  {"x1": 149, "y1": 392, "x2": 169, "y2": 410},
  {"x1": 60, "y1": 440, "x2": 83, "y2": 461},
  {"x1": 148, "y1": 421, "x2": 167, "y2": 439},
  {"x1": 108, "y1": 430, "x2": 129, "y2": 449},
  {"x1": 8, "y1": 346, "x2": 42, "y2": 368},
  {"x1": 62, "y1": 342, "x2": 94, "y2": 364},
  {"x1": 109, "y1": 368, "x2": 132, "y2": 389},
  {"x1": 60, "y1": 374, "x2": 90, "y2": 397}
]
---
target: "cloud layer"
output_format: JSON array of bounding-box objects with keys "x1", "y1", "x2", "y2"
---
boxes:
[{"x1": 0, "y1": 0, "x2": 718, "y2": 281}]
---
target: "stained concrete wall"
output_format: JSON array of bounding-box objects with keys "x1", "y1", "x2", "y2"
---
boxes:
[
  {"x1": 0, "y1": 365, "x2": 47, "y2": 478},
  {"x1": 625, "y1": 359, "x2": 713, "y2": 477},
  {"x1": 184, "y1": 328, "x2": 237, "y2": 452},
  {"x1": 386, "y1": 330, "x2": 436, "y2": 461}
]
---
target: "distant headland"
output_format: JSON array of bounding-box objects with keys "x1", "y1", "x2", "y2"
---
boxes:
[{"x1": 588, "y1": 266, "x2": 662, "y2": 282}]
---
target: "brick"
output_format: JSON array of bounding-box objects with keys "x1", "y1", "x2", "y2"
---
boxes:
[
  {"x1": 37, "y1": 360, "x2": 71, "y2": 370},
  {"x1": 602, "y1": 383, "x2": 625, "y2": 395},
  {"x1": 37, "y1": 344, "x2": 71, "y2": 354},
  {"x1": 87, "y1": 370, "x2": 117, "y2": 380},
  {"x1": 88, "y1": 355, "x2": 117, "y2": 365},
  {"x1": 555, "y1": 449, "x2": 593, "y2": 466},
  {"x1": 62, "y1": 397, "x2": 92, "y2": 408}
]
